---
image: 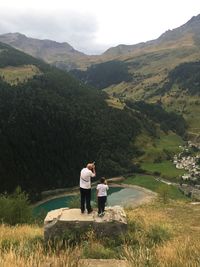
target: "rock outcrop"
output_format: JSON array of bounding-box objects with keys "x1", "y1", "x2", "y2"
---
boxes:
[{"x1": 44, "y1": 206, "x2": 127, "y2": 241}]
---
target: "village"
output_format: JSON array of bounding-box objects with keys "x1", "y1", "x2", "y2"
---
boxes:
[{"x1": 173, "y1": 141, "x2": 200, "y2": 200}]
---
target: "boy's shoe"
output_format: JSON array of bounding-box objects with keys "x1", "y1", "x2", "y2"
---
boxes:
[{"x1": 98, "y1": 213, "x2": 102, "y2": 217}]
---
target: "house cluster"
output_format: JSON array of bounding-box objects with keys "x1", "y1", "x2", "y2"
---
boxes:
[
  {"x1": 173, "y1": 141, "x2": 200, "y2": 200},
  {"x1": 173, "y1": 143, "x2": 200, "y2": 182}
]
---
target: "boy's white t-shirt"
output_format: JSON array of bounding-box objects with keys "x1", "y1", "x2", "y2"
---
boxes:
[{"x1": 96, "y1": 184, "x2": 109, "y2": 197}]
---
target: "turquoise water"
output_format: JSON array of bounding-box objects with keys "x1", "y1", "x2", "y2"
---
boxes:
[{"x1": 34, "y1": 187, "x2": 145, "y2": 216}]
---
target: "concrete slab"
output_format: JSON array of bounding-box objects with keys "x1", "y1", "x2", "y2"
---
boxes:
[{"x1": 78, "y1": 259, "x2": 130, "y2": 267}]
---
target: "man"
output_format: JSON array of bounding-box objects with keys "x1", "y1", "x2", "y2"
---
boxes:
[{"x1": 80, "y1": 162, "x2": 96, "y2": 214}]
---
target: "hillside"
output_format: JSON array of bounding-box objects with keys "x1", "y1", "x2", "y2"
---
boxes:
[
  {"x1": 155, "y1": 61, "x2": 200, "y2": 141},
  {"x1": 103, "y1": 14, "x2": 200, "y2": 101},
  {"x1": 68, "y1": 14, "x2": 200, "y2": 138},
  {"x1": 0, "y1": 42, "x2": 187, "y2": 200},
  {"x1": 0, "y1": 42, "x2": 137, "y2": 199},
  {"x1": 66, "y1": 15, "x2": 200, "y2": 103}
]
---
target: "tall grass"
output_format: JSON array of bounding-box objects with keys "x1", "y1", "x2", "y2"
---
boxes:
[
  {"x1": 0, "y1": 201, "x2": 199, "y2": 266},
  {"x1": 0, "y1": 224, "x2": 80, "y2": 267},
  {"x1": 123, "y1": 202, "x2": 200, "y2": 266}
]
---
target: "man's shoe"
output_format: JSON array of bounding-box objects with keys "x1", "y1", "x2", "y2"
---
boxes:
[{"x1": 88, "y1": 209, "x2": 93, "y2": 214}]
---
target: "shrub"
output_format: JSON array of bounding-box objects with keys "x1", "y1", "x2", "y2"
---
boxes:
[
  {"x1": 157, "y1": 185, "x2": 170, "y2": 204},
  {"x1": 154, "y1": 157, "x2": 162, "y2": 163},
  {"x1": 68, "y1": 195, "x2": 80, "y2": 209},
  {"x1": 0, "y1": 187, "x2": 33, "y2": 225},
  {"x1": 147, "y1": 225, "x2": 171, "y2": 245},
  {"x1": 153, "y1": 171, "x2": 161, "y2": 176},
  {"x1": 82, "y1": 241, "x2": 116, "y2": 259}
]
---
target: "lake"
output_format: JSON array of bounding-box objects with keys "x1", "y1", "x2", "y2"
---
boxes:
[{"x1": 34, "y1": 186, "x2": 146, "y2": 215}]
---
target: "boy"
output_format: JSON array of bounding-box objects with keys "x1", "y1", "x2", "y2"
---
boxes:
[{"x1": 96, "y1": 177, "x2": 109, "y2": 217}]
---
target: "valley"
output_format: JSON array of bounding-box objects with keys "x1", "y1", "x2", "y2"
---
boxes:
[
  {"x1": 0, "y1": 0, "x2": 200, "y2": 263},
  {"x1": 0, "y1": 12, "x2": 200, "y2": 267}
]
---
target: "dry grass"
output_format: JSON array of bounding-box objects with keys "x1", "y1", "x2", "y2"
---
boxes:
[
  {"x1": 0, "y1": 245, "x2": 80, "y2": 267},
  {"x1": 0, "y1": 224, "x2": 80, "y2": 267},
  {"x1": 0, "y1": 201, "x2": 200, "y2": 266},
  {"x1": 123, "y1": 201, "x2": 200, "y2": 266},
  {"x1": 0, "y1": 224, "x2": 42, "y2": 240}
]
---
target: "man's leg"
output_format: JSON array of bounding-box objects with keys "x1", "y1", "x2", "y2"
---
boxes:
[
  {"x1": 85, "y1": 189, "x2": 92, "y2": 213},
  {"x1": 80, "y1": 188, "x2": 86, "y2": 213}
]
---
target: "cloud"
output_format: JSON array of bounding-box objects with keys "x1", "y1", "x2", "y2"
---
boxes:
[{"x1": 0, "y1": 8, "x2": 104, "y2": 54}]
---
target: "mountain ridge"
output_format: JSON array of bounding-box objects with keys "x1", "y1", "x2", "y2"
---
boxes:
[
  {"x1": 103, "y1": 14, "x2": 200, "y2": 57},
  {"x1": 0, "y1": 14, "x2": 200, "y2": 70},
  {"x1": 0, "y1": 32, "x2": 88, "y2": 70}
]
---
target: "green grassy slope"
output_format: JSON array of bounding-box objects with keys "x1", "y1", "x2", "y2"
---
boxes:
[
  {"x1": 125, "y1": 174, "x2": 187, "y2": 200},
  {"x1": 0, "y1": 65, "x2": 41, "y2": 85}
]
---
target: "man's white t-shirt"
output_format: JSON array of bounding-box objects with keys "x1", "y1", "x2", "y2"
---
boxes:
[
  {"x1": 96, "y1": 184, "x2": 109, "y2": 197},
  {"x1": 80, "y1": 168, "x2": 95, "y2": 189}
]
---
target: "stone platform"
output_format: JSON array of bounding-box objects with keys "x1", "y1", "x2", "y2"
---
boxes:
[{"x1": 44, "y1": 206, "x2": 127, "y2": 241}]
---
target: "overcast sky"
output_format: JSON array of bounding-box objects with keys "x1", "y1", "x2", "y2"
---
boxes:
[{"x1": 0, "y1": 0, "x2": 200, "y2": 54}]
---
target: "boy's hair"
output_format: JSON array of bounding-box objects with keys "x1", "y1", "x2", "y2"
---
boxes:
[{"x1": 100, "y1": 177, "x2": 106, "y2": 183}]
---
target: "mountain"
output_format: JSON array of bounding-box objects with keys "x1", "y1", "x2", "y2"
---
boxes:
[
  {"x1": 103, "y1": 14, "x2": 200, "y2": 57},
  {"x1": 68, "y1": 14, "x2": 200, "y2": 140},
  {"x1": 67, "y1": 14, "x2": 200, "y2": 93},
  {"x1": 1, "y1": 14, "x2": 200, "y2": 73},
  {"x1": 0, "y1": 33, "x2": 89, "y2": 70}
]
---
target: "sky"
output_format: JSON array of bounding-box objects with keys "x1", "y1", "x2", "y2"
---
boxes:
[{"x1": 0, "y1": 0, "x2": 200, "y2": 55}]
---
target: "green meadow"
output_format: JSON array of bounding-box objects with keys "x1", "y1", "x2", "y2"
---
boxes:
[
  {"x1": 124, "y1": 174, "x2": 188, "y2": 200},
  {"x1": 141, "y1": 161, "x2": 185, "y2": 180},
  {"x1": 135, "y1": 132, "x2": 185, "y2": 163},
  {"x1": 0, "y1": 65, "x2": 41, "y2": 85}
]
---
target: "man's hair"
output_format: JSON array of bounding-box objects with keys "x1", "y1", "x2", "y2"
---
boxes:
[
  {"x1": 87, "y1": 163, "x2": 94, "y2": 170},
  {"x1": 100, "y1": 177, "x2": 106, "y2": 183}
]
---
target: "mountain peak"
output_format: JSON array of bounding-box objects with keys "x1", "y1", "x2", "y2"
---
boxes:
[
  {"x1": 186, "y1": 14, "x2": 200, "y2": 24},
  {"x1": 0, "y1": 32, "x2": 87, "y2": 70},
  {"x1": 0, "y1": 32, "x2": 27, "y2": 41}
]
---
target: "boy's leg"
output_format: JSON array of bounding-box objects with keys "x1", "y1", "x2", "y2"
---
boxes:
[
  {"x1": 102, "y1": 196, "x2": 107, "y2": 212},
  {"x1": 100, "y1": 197, "x2": 105, "y2": 214},
  {"x1": 98, "y1": 197, "x2": 101, "y2": 214}
]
